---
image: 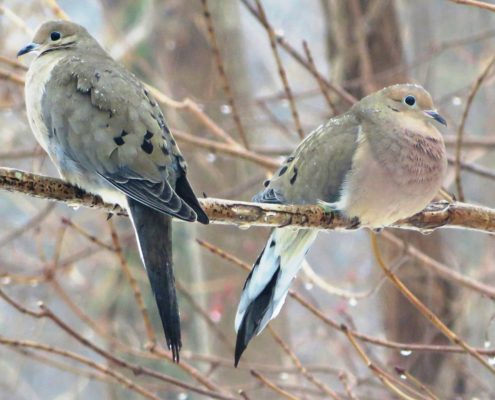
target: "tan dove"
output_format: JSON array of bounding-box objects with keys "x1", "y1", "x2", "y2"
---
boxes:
[
  {"x1": 234, "y1": 84, "x2": 447, "y2": 366},
  {"x1": 18, "y1": 20, "x2": 209, "y2": 362}
]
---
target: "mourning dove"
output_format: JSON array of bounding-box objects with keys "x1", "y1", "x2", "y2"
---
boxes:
[
  {"x1": 18, "y1": 20, "x2": 209, "y2": 362},
  {"x1": 234, "y1": 84, "x2": 447, "y2": 365}
]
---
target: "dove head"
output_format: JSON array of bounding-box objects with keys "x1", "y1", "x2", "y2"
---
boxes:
[
  {"x1": 354, "y1": 84, "x2": 447, "y2": 129},
  {"x1": 17, "y1": 21, "x2": 101, "y2": 58}
]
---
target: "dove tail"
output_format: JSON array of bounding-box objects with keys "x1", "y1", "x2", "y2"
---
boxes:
[
  {"x1": 127, "y1": 198, "x2": 181, "y2": 362},
  {"x1": 234, "y1": 228, "x2": 318, "y2": 366}
]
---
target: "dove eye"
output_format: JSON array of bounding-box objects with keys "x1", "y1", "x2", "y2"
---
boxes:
[
  {"x1": 50, "y1": 31, "x2": 61, "y2": 41},
  {"x1": 403, "y1": 95, "x2": 416, "y2": 106}
]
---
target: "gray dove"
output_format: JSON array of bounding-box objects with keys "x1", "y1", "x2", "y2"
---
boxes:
[
  {"x1": 18, "y1": 20, "x2": 209, "y2": 362},
  {"x1": 234, "y1": 84, "x2": 447, "y2": 366}
]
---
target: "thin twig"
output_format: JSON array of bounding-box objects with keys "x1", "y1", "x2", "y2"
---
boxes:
[
  {"x1": 0, "y1": 66, "x2": 26, "y2": 85},
  {"x1": 174, "y1": 130, "x2": 278, "y2": 169},
  {"x1": 61, "y1": 218, "x2": 115, "y2": 251},
  {"x1": 250, "y1": 369, "x2": 299, "y2": 400},
  {"x1": 0, "y1": 55, "x2": 28, "y2": 71},
  {"x1": 454, "y1": 54, "x2": 495, "y2": 201},
  {"x1": 0, "y1": 337, "x2": 161, "y2": 400},
  {"x1": 146, "y1": 86, "x2": 241, "y2": 147},
  {"x1": 342, "y1": 325, "x2": 419, "y2": 400},
  {"x1": 396, "y1": 368, "x2": 440, "y2": 400},
  {"x1": 448, "y1": 0, "x2": 495, "y2": 12},
  {"x1": 240, "y1": 0, "x2": 357, "y2": 106},
  {"x1": 338, "y1": 371, "x2": 359, "y2": 400},
  {"x1": 371, "y1": 232, "x2": 495, "y2": 376},
  {"x1": 268, "y1": 327, "x2": 341, "y2": 399},
  {"x1": 302, "y1": 41, "x2": 337, "y2": 114},
  {"x1": 43, "y1": 0, "x2": 71, "y2": 20},
  {"x1": 0, "y1": 203, "x2": 55, "y2": 249},
  {"x1": 381, "y1": 230, "x2": 495, "y2": 300},
  {"x1": 254, "y1": 0, "x2": 305, "y2": 139},
  {"x1": 201, "y1": 0, "x2": 250, "y2": 148},
  {"x1": 0, "y1": 5, "x2": 33, "y2": 35},
  {"x1": 348, "y1": 0, "x2": 376, "y2": 94},
  {"x1": 447, "y1": 155, "x2": 495, "y2": 181},
  {"x1": 176, "y1": 281, "x2": 235, "y2": 352},
  {"x1": 108, "y1": 219, "x2": 157, "y2": 347}
]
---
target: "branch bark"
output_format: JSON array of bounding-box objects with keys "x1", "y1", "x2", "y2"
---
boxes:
[{"x1": 1, "y1": 167, "x2": 495, "y2": 233}]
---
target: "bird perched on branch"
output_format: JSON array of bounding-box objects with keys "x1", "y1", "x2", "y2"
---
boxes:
[
  {"x1": 234, "y1": 84, "x2": 447, "y2": 366},
  {"x1": 18, "y1": 20, "x2": 209, "y2": 362}
]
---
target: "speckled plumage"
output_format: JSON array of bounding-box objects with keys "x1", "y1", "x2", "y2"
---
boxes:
[
  {"x1": 235, "y1": 84, "x2": 447, "y2": 366},
  {"x1": 20, "y1": 20, "x2": 208, "y2": 362}
]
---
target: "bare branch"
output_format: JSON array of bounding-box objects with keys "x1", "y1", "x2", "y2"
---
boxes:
[
  {"x1": 448, "y1": 0, "x2": 495, "y2": 12},
  {"x1": 1, "y1": 168, "x2": 495, "y2": 234}
]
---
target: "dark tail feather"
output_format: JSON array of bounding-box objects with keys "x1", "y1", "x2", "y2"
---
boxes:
[
  {"x1": 234, "y1": 264, "x2": 281, "y2": 367},
  {"x1": 174, "y1": 174, "x2": 209, "y2": 225},
  {"x1": 127, "y1": 197, "x2": 181, "y2": 362}
]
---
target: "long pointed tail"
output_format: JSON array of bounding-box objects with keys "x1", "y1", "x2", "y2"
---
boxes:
[
  {"x1": 127, "y1": 197, "x2": 181, "y2": 362},
  {"x1": 234, "y1": 228, "x2": 318, "y2": 366}
]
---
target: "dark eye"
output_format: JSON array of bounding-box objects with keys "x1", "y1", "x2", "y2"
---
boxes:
[
  {"x1": 50, "y1": 31, "x2": 61, "y2": 41},
  {"x1": 404, "y1": 95, "x2": 416, "y2": 106}
]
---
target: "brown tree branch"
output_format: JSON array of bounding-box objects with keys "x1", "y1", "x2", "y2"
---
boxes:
[
  {"x1": 1, "y1": 167, "x2": 495, "y2": 234},
  {"x1": 448, "y1": 0, "x2": 495, "y2": 12}
]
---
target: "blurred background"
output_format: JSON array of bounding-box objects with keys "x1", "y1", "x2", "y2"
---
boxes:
[{"x1": 1, "y1": 0, "x2": 495, "y2": 398}]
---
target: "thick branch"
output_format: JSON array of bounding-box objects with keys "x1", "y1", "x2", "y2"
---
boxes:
[{"x1": 1, "y1": 167, "x2": 495, "y2": 233}]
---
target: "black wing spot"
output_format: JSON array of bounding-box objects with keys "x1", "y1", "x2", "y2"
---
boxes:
[
  {"x1": 278, "y1": 166, "x2": 288, "y2": 176},
  {"x1": 290, "y1": 167, "x2": 298, "y2": 185},
  {"x1": 170, "y1": 138, "x2": 176, "y2": 145},
  {"x1": 269, "y1": 240, "x2": 276, "y2": 248},
  {"x1": 161, "y1": 144, "x2": 170, "y2": 155},
  {"x1": 114, "y1": 130, "x2": 128, "y2": 146},
  {"x1": 141, "y1": 140, "x2": 154, "y2": 154},
  {"x1": 263, "y1": 179, "x2": 270, "y2": 188},
  {"x1": 144, "y1": 130, "x2": 154, "y2": 140},
  {"x1": 286, "y1": 156, "x2": 294, "y2": 163},
  {"x1": 94, "y1": 72, "x2": 101, "y2": 81}
]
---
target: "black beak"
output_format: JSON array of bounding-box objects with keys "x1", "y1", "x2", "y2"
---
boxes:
[
  {"x1": 424, "y1": 110, "x2": 447, "y2": 126},
  {"x1": 17, "y1": 43, "x2": 39, "y2": 57}
]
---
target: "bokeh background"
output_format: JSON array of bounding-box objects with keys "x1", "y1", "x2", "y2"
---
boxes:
[{"x1": 1, "y1": 0, "x2": 495, "y2": 398}]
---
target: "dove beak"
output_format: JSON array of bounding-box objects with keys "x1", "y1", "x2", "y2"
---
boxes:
[
  {"x1": 424, "y1": 110, "x2": 447, "y2": 126},
  {"x1": 17, "y1": 43, "x2": 40, "y2": 57}
]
